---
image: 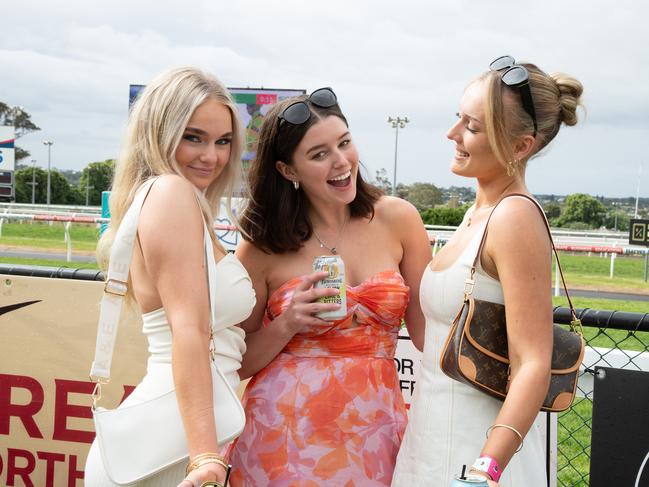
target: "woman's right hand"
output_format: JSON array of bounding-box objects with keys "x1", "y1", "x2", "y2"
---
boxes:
[
  {"x1": 178, "y1": 462, "x2": 227, "y2": 487},
  {"x1": 279, "y1": 271, "x2": 341, "y2": 335}
]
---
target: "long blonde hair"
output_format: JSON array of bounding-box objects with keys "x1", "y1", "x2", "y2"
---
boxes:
[{"x1": 97, "y1": 67, "x2": 243, "y2": 269}]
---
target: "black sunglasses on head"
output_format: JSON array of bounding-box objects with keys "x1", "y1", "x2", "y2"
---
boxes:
[
  {"x1": 489, "y1": 55, "x2": 538, "y2": 136},
  {"x1": 277, "y1": 87, "x2": 338, "y2": 126}
]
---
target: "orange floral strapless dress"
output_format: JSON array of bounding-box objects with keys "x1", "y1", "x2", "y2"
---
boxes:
[{"x1": 228, "y1": 271, "x2": 409, "y2": 487}]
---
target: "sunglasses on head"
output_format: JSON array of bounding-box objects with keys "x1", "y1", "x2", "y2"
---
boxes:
[
  {"x1": 489, "y1": 55, "x2": 538, "y2": 136},
  {"x1": 277, "y1": 87, "x2": 338, "y2": 126}
]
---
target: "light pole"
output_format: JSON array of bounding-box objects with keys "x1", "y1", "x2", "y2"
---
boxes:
[
  {"x1": 43, "y1": 141, "x2": 53, "y2": 206},
  {"x1": 27, "y1": 159, "x2": 38, "y2": 204},
  {"x1": 386, "y1": 116, "x2": 409, "y2": 196},
  {"x1": 85, "y1": 183, "x2": 94, "y2": 206}
]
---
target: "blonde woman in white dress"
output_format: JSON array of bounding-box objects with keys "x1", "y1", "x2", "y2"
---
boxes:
[
  {"x1": 392, "y1": 56, "x2": 583, "y2": 487},
  {"x1": 84, "y1": 67, "x2": 255, "y2": 487}
]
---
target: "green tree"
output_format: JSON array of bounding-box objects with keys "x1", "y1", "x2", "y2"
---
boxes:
[
  {"x1": 79, "y1": 159, "x2": 114, "y2": 206},
  {"x1": 15, "y1": 166, "x2": 48, "y2": 203},
  {"x1": 14, "y1": 167, "x2": 77, "y2": 204},
  {"x1": 0, "y1": 103, "x2": 41, "y2": 161},
  {"x1": 555, "y1": 193, "x2": 606, "y2": 229},
  {"x1": 404, "y1": 182, "x2": 443, "y2": 211},
  {"x1": 604, "y1": 209, "x2": 630, "y2": 231},
  {"x1": 543, "y1": 202, "x2": 561, "y2": 220},
  {"x1": 420, "y1": 205, "x2": 469, "y2": 226}
]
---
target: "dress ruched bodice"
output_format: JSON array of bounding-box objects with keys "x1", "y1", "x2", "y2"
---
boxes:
[
  {"x1": 265, "y1": 270, "x2": 409, "y2": 359},
  {"x1": 229, "y1": 270, "x2": 410, "y2": 486}
]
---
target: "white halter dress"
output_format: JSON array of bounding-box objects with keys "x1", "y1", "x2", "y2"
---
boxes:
[{"x1": 85, "y1": 249, "x2": 255, "y2": 485}]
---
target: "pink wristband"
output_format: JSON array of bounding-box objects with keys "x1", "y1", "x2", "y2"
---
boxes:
[{"x1": 472, "y1": 455, "x2": 502, "y2": 482}]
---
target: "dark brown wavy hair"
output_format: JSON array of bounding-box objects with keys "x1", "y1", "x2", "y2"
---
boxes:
[{"x1": 240, "y1": 93, "x2": 382, "y2": 254}]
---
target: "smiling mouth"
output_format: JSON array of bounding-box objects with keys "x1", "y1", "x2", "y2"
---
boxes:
[
  {"x1": 455, "y1": 148, "x2": 469, "y2": 158},
  {"x1": 327, "y1": 171, "x2": 352, "y2": 187},
  {"x1": 189, "y1": 166, "x2": 214, "y2": 175}
]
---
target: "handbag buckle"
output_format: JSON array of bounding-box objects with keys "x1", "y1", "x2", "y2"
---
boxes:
[
  {"x1": 570, "y1": 318, "x2": 584, "y2": 335},
  {"x1": 104, "y1": 278, "x2": 128, "y2": 296},
  {"x1": 464, "y1": 278, "x2": 475, "y2": 297},
  {"x1": 90, "y1": 376, "x2": 110, "y2": 409}
]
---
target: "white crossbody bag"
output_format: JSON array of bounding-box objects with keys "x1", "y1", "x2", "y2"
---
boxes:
[{"x1": 89, "y1": 179, "x2": 246, "y2": 485}]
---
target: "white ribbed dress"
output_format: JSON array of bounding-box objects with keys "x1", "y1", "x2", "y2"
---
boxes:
[{"x1": 392, "y1": 218, "x2": 547, "y2": 487}]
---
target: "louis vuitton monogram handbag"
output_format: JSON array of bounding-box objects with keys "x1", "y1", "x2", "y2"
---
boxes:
[{"x1": 439, "y1": 194, "x2": 585, "y2": 413}]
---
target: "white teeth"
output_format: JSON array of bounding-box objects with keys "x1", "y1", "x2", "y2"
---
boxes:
[
  {"x1": 329, "y1": 171, "x2": 351, "y2": 181},
  {"x1": 456, "y1": 149, "x2": 469, "y2": 157}
]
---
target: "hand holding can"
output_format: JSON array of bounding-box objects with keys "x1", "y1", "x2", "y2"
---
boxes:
[{"x1": 312, "y1": 255, "x2": 347, "y2": 320}]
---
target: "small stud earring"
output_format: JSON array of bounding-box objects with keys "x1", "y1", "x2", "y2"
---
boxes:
[{"x1": 293, "y1": 180, "x2": 300, "y2": 190}]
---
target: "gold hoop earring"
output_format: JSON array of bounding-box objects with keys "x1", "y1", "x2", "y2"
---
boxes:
[
  {"x1": 293, "y1": 180, "x2": 299, "y2": 190},
  {"x1": 506, "y1": 159, "x2": 519, "y2": 177}
]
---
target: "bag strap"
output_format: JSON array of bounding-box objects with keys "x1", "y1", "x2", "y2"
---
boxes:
[
  {"x1": 465, "y1": 193, "x2": 582, "y2": 330},
  {"x1": 90, "y1": 178, "x2": 219, "y2": 385}
]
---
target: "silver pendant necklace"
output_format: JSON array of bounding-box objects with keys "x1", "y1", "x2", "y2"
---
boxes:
[{"x1": 312, "y1": 216, "x2": 349, "y2": 255}]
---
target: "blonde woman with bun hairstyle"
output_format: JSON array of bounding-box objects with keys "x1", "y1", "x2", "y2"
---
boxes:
[
  {"x1": 392, "y1": 57, "x2": 584, "y2": 487},
  {"x1": 85, "y1": 67, "x2": 255, "y2": 487}
]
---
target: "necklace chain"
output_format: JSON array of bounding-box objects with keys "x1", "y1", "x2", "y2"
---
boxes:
[
  {"x1": 312, "y1": 216, "x2": 349, "y2": 255},
  {"x1": 467, "y1": 181, "x2": 518, "y2": 227}
]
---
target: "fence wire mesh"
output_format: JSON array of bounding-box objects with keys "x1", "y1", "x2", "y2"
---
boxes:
[{"x1": 555, "y1": 308, "x2": 649, "y2": 486}]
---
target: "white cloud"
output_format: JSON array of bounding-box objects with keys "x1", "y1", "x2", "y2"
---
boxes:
[{"x1": 1, "y1": 0, "x2": 648, "y2": 196}]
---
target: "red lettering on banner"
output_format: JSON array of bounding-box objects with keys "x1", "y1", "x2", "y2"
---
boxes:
[
  {"x1": 7, "y1": 448, "x2": 35, "y2": 487},
  {"x1": 0, "y1": 374, "x2": 44, "y2": 438},
  {"x1": 68, "y1": 454, "x2": 84, "y2": 487},
  {"x1": 37, "y1": 451, "x2": 65, "y2": 487},
  {"x1": 53, "y1": 379, "x2": 95, "y2": 443},
  {"x1": 120, "y1": 384, "x2": 136, "y2": 404}
]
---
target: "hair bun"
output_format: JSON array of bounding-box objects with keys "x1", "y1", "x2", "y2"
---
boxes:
[{"x1": 550, "y1": 72, "x2": 584, "y2": 126}]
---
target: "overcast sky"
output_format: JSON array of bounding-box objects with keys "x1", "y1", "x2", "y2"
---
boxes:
[{"x1": 2, "y1": 0, "x2": 648, "y2": 197}]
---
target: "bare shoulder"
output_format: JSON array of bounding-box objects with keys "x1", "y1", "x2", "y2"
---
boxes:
[
  {"x1": 488, "y1": 196, "x2": 549, "y2": 250},
  {"x1": 145, "y1": 174, "x2": 197, "y2": 210},
  {"x1": 139, "y1": 175, "x2": 203, "y2": 238},
  {"x1": 236, "y1": 239, "x2": 271, "y2": 275},
  {"x1": 374, "y1": 195, "x2": 422, "y2": 227}
]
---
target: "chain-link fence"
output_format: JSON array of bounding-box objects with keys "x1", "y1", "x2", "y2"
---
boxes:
[{"x1": 552, "y1": 307, "x2": 649, "y2": 486}]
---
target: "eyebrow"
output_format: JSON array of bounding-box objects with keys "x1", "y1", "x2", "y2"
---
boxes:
[
  {"x1": 185, "y1": 127, "x2": 233, "y2": 138},
  {"x1": 306, "y1": 131, "x2": 351, "y2": 155},
  {"x1": 462, "y1": 113, "x2": 483, "y2": 125}
]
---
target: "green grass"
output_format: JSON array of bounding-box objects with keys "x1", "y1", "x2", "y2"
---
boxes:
[
  {"x1": 553, "y1": 296, "x2": 649, "y2": 352},
  {"x1": 0, "y1": 221, "x2": 100, "y2": 251},
  {"x1": 558, "y1": 398, "x2": 592, "y2": 486},
  {"x1": 0, "y1": 256, "x2": 100, "y2": 270},
  {"x1": 555, "y1": 253, "x2": 649, "y2": 294},
  {"x1": 554, "y1": 295, "x2": 648, "y2": 486}
]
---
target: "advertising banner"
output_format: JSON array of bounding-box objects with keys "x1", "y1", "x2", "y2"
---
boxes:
[
  {"x1": 0, "y1": 275, "x2": 147, "y2": 486},
  {"x1": 127, "y1": 85, "x2": 304, "y2": 191},
  {"x1": 228, "y1": 88, "x2": 305, "y2": 162},
  {"x1": 0, "y1": 126, "x2": 16, "y2": 172}
]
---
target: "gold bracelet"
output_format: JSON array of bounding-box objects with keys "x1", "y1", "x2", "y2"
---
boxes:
[
  {"x1": 486, "y1": 423, "x2": 524, "y2": 453},
  {"x1": 186, "y1": 453, "x2": 228, "y2": 476}
]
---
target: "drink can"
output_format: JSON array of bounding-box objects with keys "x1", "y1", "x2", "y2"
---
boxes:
[
  {"x1": 449, "y1": 475, "x2": 489, "y2": 487},
  {"x1": 312, "y1": 255, "x2": 347, "y2": 320}
]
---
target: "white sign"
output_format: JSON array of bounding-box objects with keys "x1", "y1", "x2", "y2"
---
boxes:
[{"x1": 0, "y1": 126, "x2": 16, "y2": 171}]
